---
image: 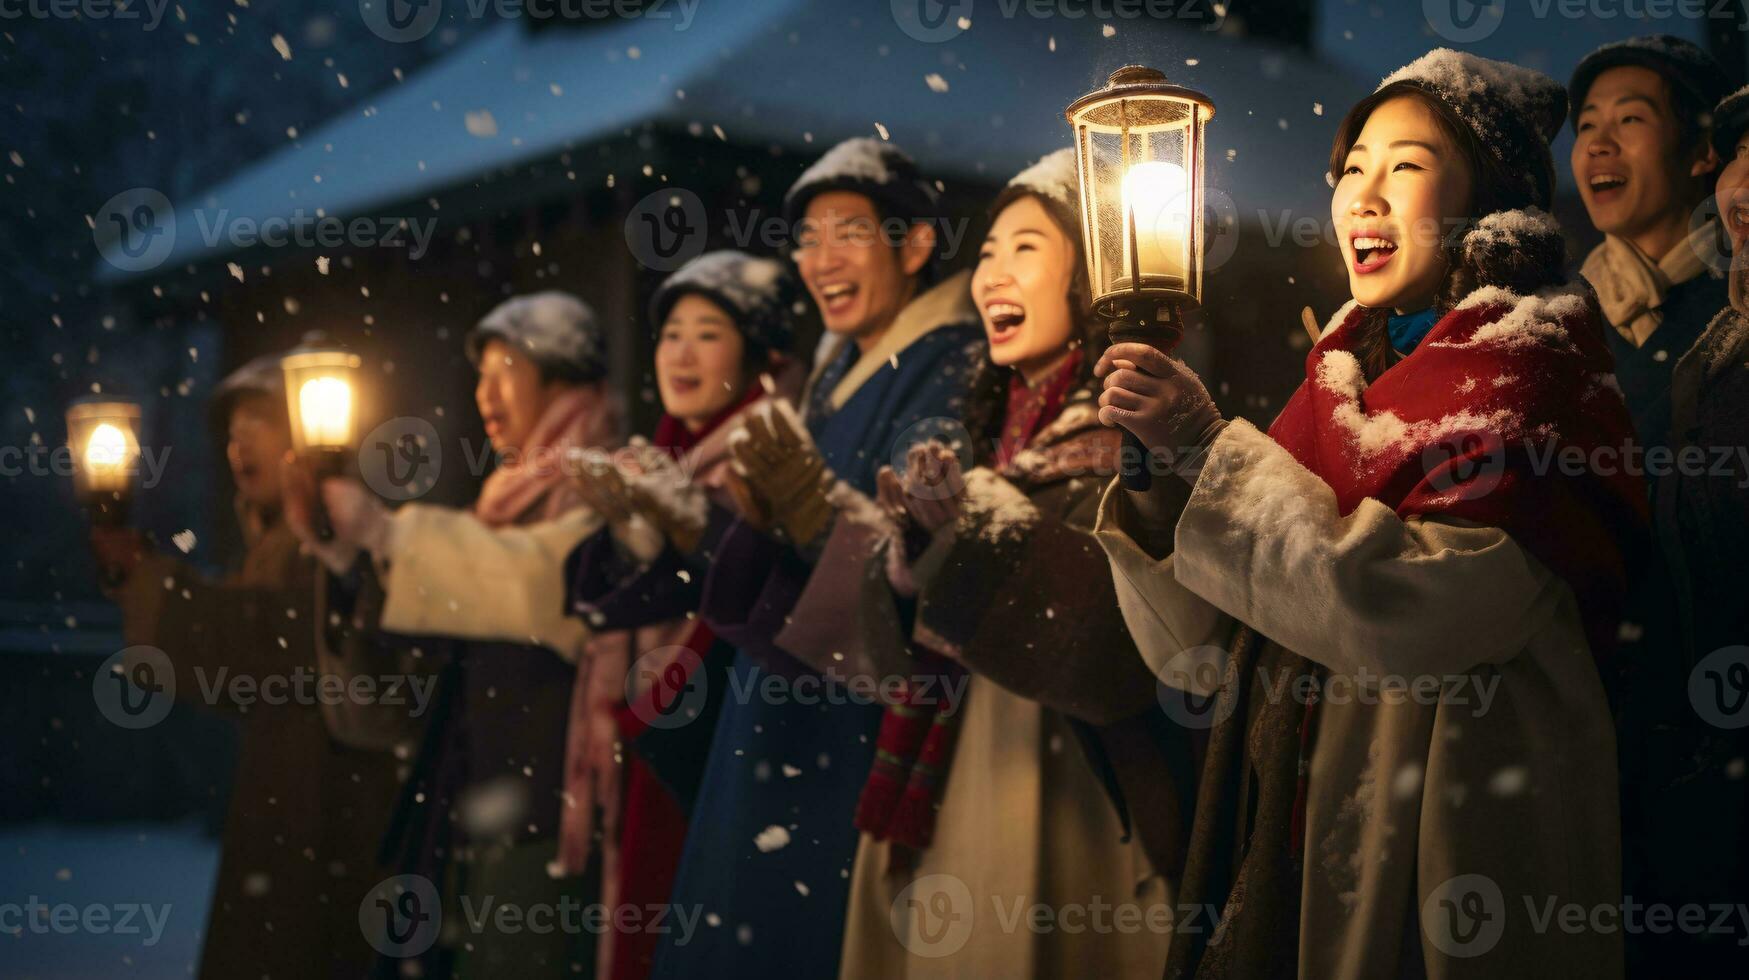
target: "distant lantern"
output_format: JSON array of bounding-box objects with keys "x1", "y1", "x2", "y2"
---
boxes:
[
  {"x1": 280, "y1": 332, "x2": 362, "y2": 458},
  {"x1": 1065, "y1": 65, "x2": 1215, "y2": 490},
  {"x1": 280, "y1": 332, "x2": 362, "y2": 540},
  {"x1": 66, "y1": 396, "x2": 142, "y2": 523}
]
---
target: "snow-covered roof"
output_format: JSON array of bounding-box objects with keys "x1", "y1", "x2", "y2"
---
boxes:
[{"x1": 112, "y1": 1, "x2": 1368, "y2": 280}]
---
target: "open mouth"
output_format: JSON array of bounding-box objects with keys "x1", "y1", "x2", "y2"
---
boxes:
[
  {"x1": 985, "y1": 301, "x2": 1026, "y2": 345},
  {"x1": 482, "y1": 414, "x2": 504, "y2": 439},
  {"x1": 818, "y1": 281, "x2": 859, "y2": 317},
  {"x1": 667, "y1": 376, "x2": 702, "y2": 395},
  {"x1": 1588, "y1": 173, "x2": 1628, "y2": 201},
  {"x1": 1350, "y1": 233, "x2": 1398, "y2": 274},
  {"x1": 1725, "y1": 197, "x2": 1749, "y2": 239}
]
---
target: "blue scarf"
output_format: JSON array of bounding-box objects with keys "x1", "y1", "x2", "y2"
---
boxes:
[{"x1": 1388, "y1": 307, "x2": 1440, "y2": 354}]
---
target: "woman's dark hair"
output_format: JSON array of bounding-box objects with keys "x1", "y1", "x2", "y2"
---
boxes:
[
  {"x1": 959, "y1": 186, "x2": 1105, "y2": 466},
  {"x1": 1327, "y1": 83, "x2": 1559, "y2": 380}
]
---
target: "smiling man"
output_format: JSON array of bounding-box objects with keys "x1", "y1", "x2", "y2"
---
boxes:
[{"x1": 1569, "y1": 35, "x2": 1730, "y2": 453}]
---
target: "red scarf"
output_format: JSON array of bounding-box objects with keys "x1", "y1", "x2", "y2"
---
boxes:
[
  {"x1": 1269, "y1": 290, "x2": 1648, "y2": 658},
  {"x1": 995, "y1": 351, "x2": 1083, "y2": 469},
  {"x1": 615, "y1": 383, "x2": 766, "y2": 740}
]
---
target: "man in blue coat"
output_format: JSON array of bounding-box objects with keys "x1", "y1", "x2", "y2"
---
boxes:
[{"x1": 650, "y1": 138, "x2": 984, "y2": 979}]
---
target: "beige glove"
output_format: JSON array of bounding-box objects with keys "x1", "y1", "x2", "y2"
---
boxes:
[{"x1": 729, "y1": 401, "x2": 836, "y2": 548}]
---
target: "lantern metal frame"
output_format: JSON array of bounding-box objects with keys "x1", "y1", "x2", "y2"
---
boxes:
[{"x1": 1065, "y1": 64, "x2": 1215, "y2": 490}]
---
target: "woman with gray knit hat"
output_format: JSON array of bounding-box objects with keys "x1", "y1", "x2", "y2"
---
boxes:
[
  {"x1": 1097, "y1": 50, "x2": 1647, "y2": 979},
  {"x1": 285, "y1": 290, "x2": 621, "y2": 979}
]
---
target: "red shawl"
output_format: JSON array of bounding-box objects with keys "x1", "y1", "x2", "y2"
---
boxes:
[{"x1": 1268, "y1": 287, "x2": 1649, "y2": 658}]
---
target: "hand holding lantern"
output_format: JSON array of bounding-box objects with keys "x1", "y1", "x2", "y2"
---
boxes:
[
  {"x1": 67, "y1": 396, "x2": 144, "y2": 587},
  {"x1": 1066, "y1": 65, "x2": 1214, "y2": 490}
]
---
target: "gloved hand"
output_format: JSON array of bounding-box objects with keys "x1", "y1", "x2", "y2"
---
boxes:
[
  {"x1": 1094, "y1": 342, "x2": 1226, "y2": 483},
  {"x1": 281, "y1": 456, "x2": 389, "y2": 574},
  {"x1": 620, "y1": 443, "x2": 708, "y2": 556},
  {"x1": 728, "y1": 401, "x2": 836, "y2": 549}
]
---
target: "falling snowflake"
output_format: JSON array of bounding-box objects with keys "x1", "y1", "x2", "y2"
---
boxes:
[{"x1": 753, "y1": 825, "x2": 790, "y2": 853}]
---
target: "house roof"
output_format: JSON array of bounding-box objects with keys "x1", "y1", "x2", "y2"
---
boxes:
[{"x1": 112, "y1": 0, "x2": 1368, "y2": 279}]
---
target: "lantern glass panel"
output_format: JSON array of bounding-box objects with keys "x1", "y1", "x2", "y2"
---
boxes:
[
  {"x1": 66, "y1": 400, "x2": 142, "y2": 498},
  {"x1": 1071, "y1": 95, "x2": 1207, "y2": 307},
  {"x1": 280, "y1": 349, "x2": 361, "y2": 453}
]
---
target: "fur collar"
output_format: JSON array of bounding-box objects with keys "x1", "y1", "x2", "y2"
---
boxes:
[{"x1": 819, "y1": 269, "x2": 978, "y2": 411}]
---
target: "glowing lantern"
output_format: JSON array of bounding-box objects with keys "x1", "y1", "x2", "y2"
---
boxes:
[
  {"x1": 66, "y1": 397, "x2": 142, "y2": 522},
  {"x1": 1066, "y1": 64, "x2": 1216, "y2": 488}
]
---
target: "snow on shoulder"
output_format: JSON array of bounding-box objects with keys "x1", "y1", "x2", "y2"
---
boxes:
[
  {"x1": 1462, "y1": 207, "x2": 1560, "y2": 250},
  {"x1": 958, "y1": 468, "x2": 1039, "y2": 543},
  {"x1": 1314, "y1": 349, "x2": 1522, "y2": 458},
  {"x1": 1442, "y1": 282, "x2": 1591, "y2": 352}
]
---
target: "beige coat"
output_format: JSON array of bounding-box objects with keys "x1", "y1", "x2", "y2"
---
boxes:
[{"x1": 1094, "y1": 418, "x2": 1623, "y2": 980}]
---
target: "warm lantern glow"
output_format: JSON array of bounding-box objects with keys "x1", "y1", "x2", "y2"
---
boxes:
[
  {"x1": 297, "y1": 375, "x2": 354, "y2": 450},
  {"x1": 66, "y1": 398, "x2": 142, "y2": 499},
  {"x1": 280, "y1": 335, "x2": 362, "y2": 454},
  {"x1": 1120, "y1": 160, "x2": 1190, "y2": 283}
]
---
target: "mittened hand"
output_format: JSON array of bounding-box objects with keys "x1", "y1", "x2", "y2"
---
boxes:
[
  {"x1": 1094, "y1": 342, "x2": 1225, "y2": 481},
  {"x1": 281, "y1": 456, "x2": 386, "y2": 574},
  {"x1": 894, "y1": 441, "x2": 967, "y2": 533},
  {"x1": 729, "y1": 402, "x2": 836, "y2": 549}
]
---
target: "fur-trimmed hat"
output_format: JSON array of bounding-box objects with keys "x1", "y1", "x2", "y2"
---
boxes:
[
  {"x1": 1569, "y1": 35, "x2": 1729, "y2": 133},
  {"x1": 783, "y1": 137, "x2": 942, "y2": 229},
  {"x1": 466, "y1": 291, "x2": 607, "y2": 382},
  {"x1": 1369, "y1": 49, "x2": 1568, "y2": 211},
  {"x1": 649, "y1": 250, "x2": 800, "y2": 356}
]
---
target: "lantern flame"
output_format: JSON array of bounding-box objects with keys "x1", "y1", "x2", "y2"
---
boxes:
[
  {"x1": 297, "y1": 375, "x2": 354, "y2": 449},
  {"x1": 85, "y1": 422, "x2": 130, "y2": 470},
  {"x1": 1120, "y1": 160, "x2": 1190, "y2": 281}
]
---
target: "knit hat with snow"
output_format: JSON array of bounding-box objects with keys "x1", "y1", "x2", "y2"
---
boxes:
[
  {"x1": 649, "y1": 250, "x2": 800, "y2": 357},
  {"x1": 992, "y1": 147, "x2": 1080, "y2": 234},
  {"x1": 1713, "y1": 84, "x2": 1749, "y2": 160},
  {"x1": 466, "y1": 291, "x2": 607, "y2": 383},
  {"x1": 1356, "y1": 49, "x2": 1568, "y2": 211},
  {"x1": 784, "y1": 137, "x2": 942, "y2": 230},
  {"x1": 209, "y1": 351, "x2": 288, "y2": 429},
  {"x1": 1570, "y1": 35, "x2": 1729, "y2": 135}
]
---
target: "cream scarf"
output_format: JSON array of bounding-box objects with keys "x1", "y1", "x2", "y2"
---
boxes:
[{"x1": 1581, "y1": 220, "x2": 1719, "y2": 347}]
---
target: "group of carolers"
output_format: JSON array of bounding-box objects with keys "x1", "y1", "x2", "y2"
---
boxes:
[{"x1": 95, "y1": 34, "x2": 1749, "y2": 980}]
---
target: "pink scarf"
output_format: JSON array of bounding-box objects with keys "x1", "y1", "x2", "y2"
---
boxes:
[{"x1": 473, "y1": 385, "x2": 621, "y2": 528}]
